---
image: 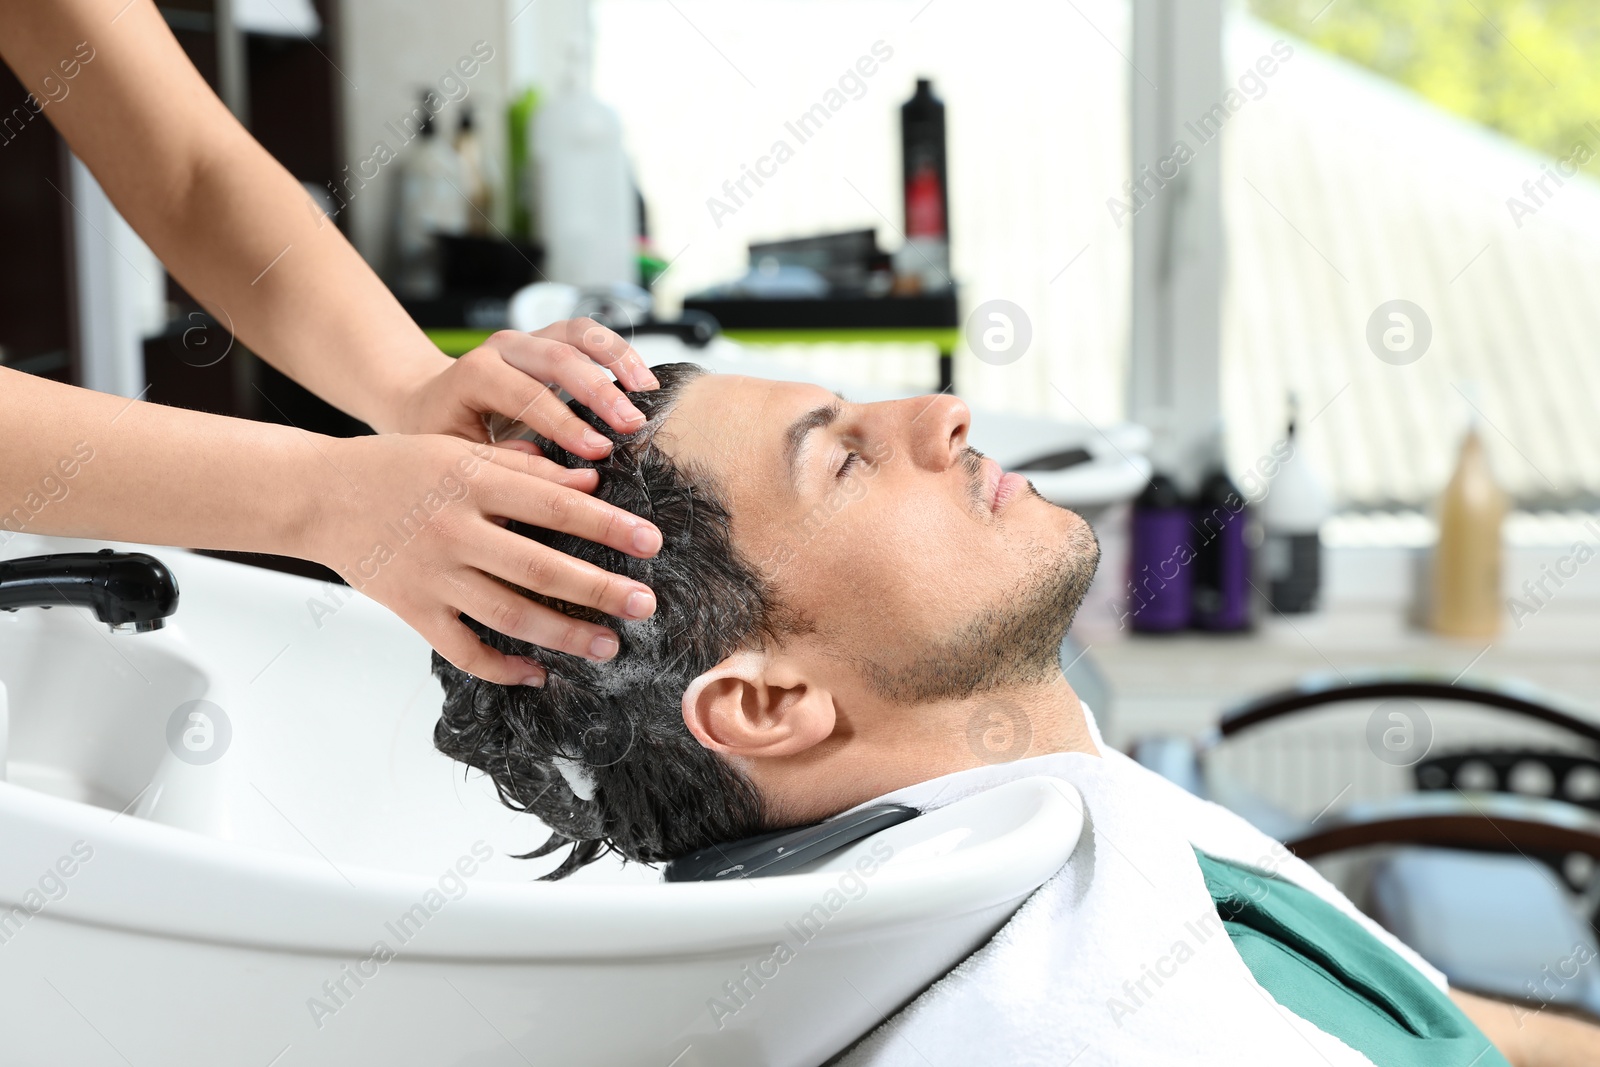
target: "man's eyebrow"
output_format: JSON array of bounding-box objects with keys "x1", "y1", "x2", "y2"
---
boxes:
[{"x1": 782, "y1": 395, "x2": 846, "y2": 487}]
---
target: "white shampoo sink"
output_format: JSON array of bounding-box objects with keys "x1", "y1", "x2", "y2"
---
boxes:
[{"x1": 0, "y1": 534, "x2": 1082, "y2": 1066}]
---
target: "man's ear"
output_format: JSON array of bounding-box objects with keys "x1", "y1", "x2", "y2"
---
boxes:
[{"x1": 682, "y1": 649, "x2": 836, "y2": 760}]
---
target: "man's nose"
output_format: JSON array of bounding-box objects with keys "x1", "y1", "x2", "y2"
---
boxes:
[{"x1": 897, "y1": 394, "x2": 970, "y2": 471}]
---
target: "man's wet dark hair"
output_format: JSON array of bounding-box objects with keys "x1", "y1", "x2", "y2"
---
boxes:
[{"x1": 432, "y1": 362, "x2": 786, "y2": 879}]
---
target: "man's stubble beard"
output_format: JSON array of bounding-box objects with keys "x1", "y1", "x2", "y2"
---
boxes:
[{"x1": 854, "y1": 502, "x2": 1102, "y2": 705}]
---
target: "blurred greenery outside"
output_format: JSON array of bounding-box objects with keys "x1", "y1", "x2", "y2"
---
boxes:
[{"x1": 1249, "y1": 0, "x2": 1600, "y2": 170}]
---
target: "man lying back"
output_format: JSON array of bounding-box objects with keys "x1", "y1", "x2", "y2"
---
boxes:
[{"x1": 432, "y1": 363, "x2": 1599, "y2": 1066}]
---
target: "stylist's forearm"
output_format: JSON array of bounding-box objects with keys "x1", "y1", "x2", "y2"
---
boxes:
[
  {"x1": 163, "y1": 150, "x2": 449, "y2": 433},
  {"x1": 0, "y1": 0, "x2": 448, "y2": 433},
  {"x1": 166, "y1": 150, "x2": 449, "y2": 433},
  {"x1": 0, "y1": 367, "x2": 324, "y2": 556}
]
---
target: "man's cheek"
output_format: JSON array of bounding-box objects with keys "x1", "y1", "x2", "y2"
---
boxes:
[{"x1": 821, "y1": 511, "x2": 927, "y2": 603}]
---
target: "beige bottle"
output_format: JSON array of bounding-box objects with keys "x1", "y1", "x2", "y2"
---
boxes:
[{"x1": 1429, "y1": 426, "x2": 1508, "y2": 638}]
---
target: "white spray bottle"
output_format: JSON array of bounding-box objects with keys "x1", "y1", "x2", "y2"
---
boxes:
[
  {"x1": 1260, "y1": 393, "x2": 1331, "y2": 613},
  {"x1": 533, "y1": 36, "x2": 637, "y2": 289}
]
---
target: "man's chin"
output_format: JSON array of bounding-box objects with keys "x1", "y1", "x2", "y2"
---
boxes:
[
  {"x1": 855, "y1": 516, "x2": 1102, "y2": 705},
  {"x1": 1020, "y1": 486, "x2": 1102, "y2": 574},
  {"x1": 1040, "y1": 513, "x2": 1101, "y2": 633}
]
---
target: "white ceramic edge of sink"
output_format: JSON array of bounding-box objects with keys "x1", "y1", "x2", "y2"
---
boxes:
[{"x1": 0, "y1": 775, "x2": 1082, "y2": 960}]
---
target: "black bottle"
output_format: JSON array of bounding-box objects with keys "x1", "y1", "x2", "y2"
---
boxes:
[
  {"x1": 1191, "y1": 469, "x2": 1253, "y2": 631},
  {"x1": 900, "y1": 78, "x2": 950, "y2": 284}
]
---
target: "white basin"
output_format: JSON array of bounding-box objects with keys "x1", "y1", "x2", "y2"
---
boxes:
[{"x1": 0, "y1": 534, "x2": 1082, "y2": 1066}]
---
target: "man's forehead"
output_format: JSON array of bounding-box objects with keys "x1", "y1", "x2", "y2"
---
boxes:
[{"x1": 655, "y1": 373, "x2": 832, "y2": 472}]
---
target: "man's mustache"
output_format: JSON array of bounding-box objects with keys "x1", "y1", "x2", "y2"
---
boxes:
[{"x1": 960, "y1": 447, "x2": 987, "y2": 511}]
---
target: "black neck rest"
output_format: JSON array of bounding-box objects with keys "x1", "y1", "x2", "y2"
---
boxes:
[{"x1": 662, "y1": 804, "x2": 922, "y2": 882}]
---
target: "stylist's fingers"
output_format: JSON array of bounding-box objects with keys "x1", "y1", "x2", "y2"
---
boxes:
[
  {"x1": 311, "y1": 434, "x2": 657, "y2": 684},
  {"x1": 489, "y1": 436, "x2": 544, "y2": 459},
  {"x1": 469, "y1": 523, "x2": 656, "y2": 625},
  {"x1": 453, "y1": 340, "x2": 625, "y2": 459},
  {"x1": 481, "y1": 449, "x2": 663, "y2": 560},
  {"x1": 449, "y1": 568, "x2": 629, "y2": 662},
  {"x1": 481, "y1": 327, "x2": 653, "y2": 446},
  {"x1": 529, "y1": 317, "x2": 660, "y2": 393},
  {"x1": 422, "y1": 612, "x2": 548, "y2": 688},
  {"x1": 489, "y1": 448, "x2": 598, "y2": 494}
]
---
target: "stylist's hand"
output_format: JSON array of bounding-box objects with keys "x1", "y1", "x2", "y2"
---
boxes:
[
  {"x1": 393, "y1": 319, "x2": 661, "y2": 457},
  {"x1": 309, "y1": 432, "x2": 661, "y2": 686}
]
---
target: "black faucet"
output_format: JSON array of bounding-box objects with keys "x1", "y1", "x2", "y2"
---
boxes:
[{"x1": 0, "y1": 550, "x2": 179, "y2": 633}]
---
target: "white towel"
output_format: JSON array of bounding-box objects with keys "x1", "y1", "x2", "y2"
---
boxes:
[{"x1": 832, "y1": 705, "x2": 1448, "y2": 1067}]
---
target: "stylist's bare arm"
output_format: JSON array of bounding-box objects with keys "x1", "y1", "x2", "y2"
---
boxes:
[
  {"x1": 0, "y1": 0, "x2": 663, "y2": 683},
  {"x1": 0, "y1": 371, "x2": 659, "y2": 685},
  {"x1": 0, "y1": 0, "x2": 661, "y2": 449}
]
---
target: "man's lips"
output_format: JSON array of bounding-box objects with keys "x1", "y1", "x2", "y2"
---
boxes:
[{"x1": 980, "y1": 456, "x2": 1028, "y2": 514}]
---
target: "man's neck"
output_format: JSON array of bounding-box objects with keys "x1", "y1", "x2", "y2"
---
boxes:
[
  {"x1": 766, "y1": 673, "x2": 1098, "y2": 825},
  {"x1": 958, "y1": 673, "x2": 1100, "y2": 765}
]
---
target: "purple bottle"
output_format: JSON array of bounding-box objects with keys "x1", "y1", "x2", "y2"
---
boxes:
[
  {"x1": 1127, "y1": 474, "x2": 1192, "y2": 632},
  {"x1": 1191, "y1": 469, "x2": 1253, "y2": 631}
]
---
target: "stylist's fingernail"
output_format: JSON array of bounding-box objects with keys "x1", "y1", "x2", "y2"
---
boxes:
[
  {"x1": 520, "y1": 659, "x2": 546, "y2": 687},
  {"x1": 589, "y1": 632, "x2": 619, "y2": 660},
  {"x1": 632, "y1": 526, "x2": 662, "y2": 554},
  {"x1": 626, "y1": 590, "x2": 656, "y2": 619},
  {"x1": 615, "y1": 397, "x2": 646, "y2": 425},
  {"x1": 583, "y1": 429, "x2": 611, "y2": 451},
  {"x1": 641, "y1": 370, "x2": 661, "y2": 389}
]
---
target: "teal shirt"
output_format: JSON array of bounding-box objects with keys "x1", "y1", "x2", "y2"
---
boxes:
[{"x1": 1195, "y1": 850, "x2": 1511, "y2": 1067}]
